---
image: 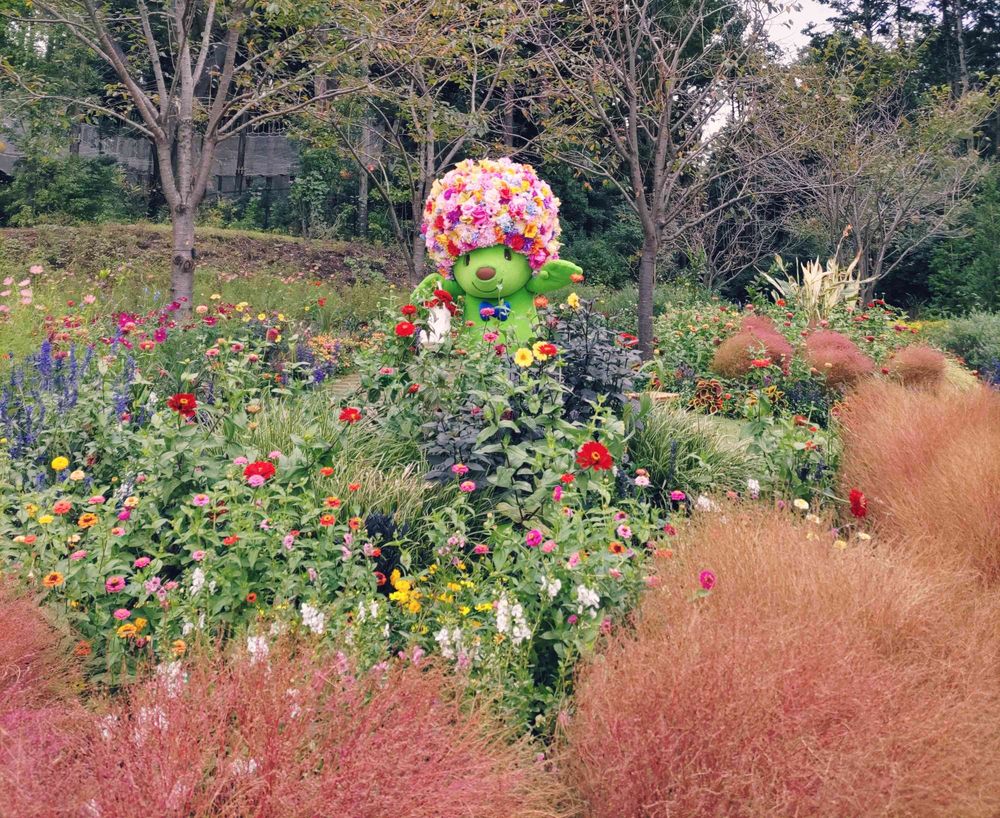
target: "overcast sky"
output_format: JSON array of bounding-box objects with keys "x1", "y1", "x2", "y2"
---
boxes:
[{"x1": 764, "y1": 0, "x2": 834, "y2": 58}]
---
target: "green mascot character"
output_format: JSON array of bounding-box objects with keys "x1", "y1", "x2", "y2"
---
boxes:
[{"x1": 413, "y1": 158, "x2": 582, "y2": 343}]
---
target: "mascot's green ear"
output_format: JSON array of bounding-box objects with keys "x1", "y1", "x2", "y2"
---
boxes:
[{"x1": 527, "y1": 259, "x2": 583, "y2": 294}]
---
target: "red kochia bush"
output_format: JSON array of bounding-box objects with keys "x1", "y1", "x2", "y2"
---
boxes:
[
  {"x1": 840, "y1": 380, "x2": 1000, "y2": 580},
  {"x1": 712, "y1": 328, "x2": 794, "y2": 377},
  {"x1": 803, "y1": 329, "x2": 875, "y2": 388},
  {"x1": 887, "y1": 344, "x2": 948, "y2": 388},
  {"x1": 562, "y1": 508, "x2": 1000, "y2": 818},
  {"x1": 72, "y1": 642, "x2": 567, "y2": 818}
]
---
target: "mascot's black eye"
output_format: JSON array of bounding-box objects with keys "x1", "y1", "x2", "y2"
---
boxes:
[
  {"x1": 504, "y1": 247, "x2": 512, "y2": 261},
  {"x1": 465, "y1": 254, "x2": 471, "y2": 266}
]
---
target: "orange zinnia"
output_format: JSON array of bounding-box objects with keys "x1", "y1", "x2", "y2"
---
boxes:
[
  {"x1": 43, "y1": 571, "x2": 65, "y2": 588},
  {"x1": 77, "y1": 512, "x2": 98, "y2": 529}
]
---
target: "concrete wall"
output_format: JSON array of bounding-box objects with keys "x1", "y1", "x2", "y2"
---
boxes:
[{"x1": 0, "y1": 123, "x2": 299, "y2": 194}]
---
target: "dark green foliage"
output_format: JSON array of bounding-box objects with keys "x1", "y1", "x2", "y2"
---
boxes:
[
  {"x1": 927, "y1": 311, "x2": 1000, "y2": 378},
  {"x1": 540, "y1": 299, "x2": 645, "y2": 421},
  {"x1": 929, "y1": 165, "x2": 1000, "y2": 314},
  {"x1": 0, "y1": 156, "x2": 142, "y2": 226}
]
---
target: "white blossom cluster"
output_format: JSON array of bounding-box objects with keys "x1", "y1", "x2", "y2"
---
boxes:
[
  {"x1": 495, "y1": 594, "x2": 531, "y2": 645},
  {"x1": 539, "y1": 575, "x2": 562, "y2": 600},
  {"x1": 301, "y1": 602, "x2": 326, "y2": 635},
  {"x1": 189, "y1": 567, "x2": 206, "y2": 596},
  {"x1": 247, "y1": 634, "x2": 270, "y2": 664},
  {"x1": 575, "y1": 584, "x2": 601, "y2": 617}
]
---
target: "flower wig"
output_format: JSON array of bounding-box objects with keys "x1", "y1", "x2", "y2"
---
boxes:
[{"x1": 421, "y1": 158, "x2": 562, "y2": 277}]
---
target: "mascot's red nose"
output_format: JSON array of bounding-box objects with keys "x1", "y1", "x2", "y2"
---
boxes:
[{"x1": 475, "y1": 266, "x2": 496, "y2": 281}]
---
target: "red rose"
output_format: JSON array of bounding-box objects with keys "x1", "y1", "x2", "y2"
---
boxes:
[
  {"x1": 576, "y1": 441, "x2": 613, "y2": 471},
  {"x1": 243, "y1": 460, "x2": 276, "y2": 481},
  {"x1": 167, "y1": 392, "x2": 197, "y2": 418},
  {"x1": 401, "y1": 304, "x2": 418, "y2": 316},
  {"x1": 849, "y1": 488, "x2": 868, "y2": 519},
  {"x1": 339, "y1": 407, "x2": 362, "y2": 424},
  {"x1": 395, "y1": 321, "x2": 416, "y2": 337}
]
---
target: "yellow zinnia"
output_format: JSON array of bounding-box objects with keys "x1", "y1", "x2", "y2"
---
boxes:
[
  {"x1": 51, "y1": 456, "x2": 69, "y2": 471},
  {"x1": 37, "y1": 514, "x2": 54, "y2": 525},
  {"x1": 513, "y1": 348, "x2": 534, "y2": 368},
  {"x1": 116, "y1": 623, "x2": 138, "y2": 639},
  {"x1": 77, "y1": 513, "x2": 98, "y2": 529},
  {"x1": 566, "y1": 292, "x2": 581, "y2": 310}
]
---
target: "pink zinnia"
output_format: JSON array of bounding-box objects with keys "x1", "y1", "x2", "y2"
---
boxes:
[
  {"x1": 567, "y1": 551, "x2": 581, "y2": 568},
  {"x1": 541, "y1": 540, "x2": 557, "y2": 553},
  {"x1": 192, "y1": 550, "x2": 206, "y2": 561},
  {"x1": 192, "y1": 494, "x2": 210, "y2": 506},
  {"x1": 451, "y1": 463, "x2": 470, "y2": 476},
  {"x1": 670, "y1": 490, "x2": 686, "y2": 502},
  {"x1": 459, "y1": 480, "x2": 476, "y2": 493},
  {"x1": 70, "y1": 550, "x2": 87, "y2": 561},
  {"x1": 552, "y1": 485, "x2": 563, "y2": 502},
  {"x1": 113, "y1": 608, "x2": 131, "y2": 620},
  {"x1": 699, "y1": 569, "x2": 716, "y2": 591},
  {"x1": 247, "y1": 474, "x2": 266, "y2": 488},
  {"x1": 133, "y1": 557, "x2": 151, "y2": 569},
  {"x1": 525, "y1": 529, "x2": 543, "y2": 547},
  {"x1": 473, "y1": 544, "x2": 489, "y2": 555},
  {"x1": 105, "y1": 575, "x2": 126, "y2": 593}
]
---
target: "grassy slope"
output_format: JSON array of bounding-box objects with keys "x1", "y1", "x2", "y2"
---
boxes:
[{"x1": 0, "y1": 222, "x2": 409, "y2": 358}]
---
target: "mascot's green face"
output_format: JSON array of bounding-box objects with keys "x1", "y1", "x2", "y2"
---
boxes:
[{"x1": 451, "y1": 244, "x2": 532, "y2": 301}]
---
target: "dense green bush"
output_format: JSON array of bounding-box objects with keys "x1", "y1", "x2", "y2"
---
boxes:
[
  {"x1": 927, "y1": 312, "x2": 1000, "y2": 384},
  {"x1": 0, "y1": 156, "x2": 143, "y2": 226}
]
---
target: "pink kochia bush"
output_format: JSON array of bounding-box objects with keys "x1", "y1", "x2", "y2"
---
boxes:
[
  {"x1": 0, "y1": 634, "x2": 567, "y2": 818},
  {"x1": 886, "y1": 344, "x2": 948, "y2": 388},
  {"x1": 803, "y1": 329, "x2": 875, "y2": 388},
  {"x1": 711, "y1": 316, "x2": 794, "y2": 377},
  {"x1": 561, "y1": 508, "x2": 1000, "y2": 818},
  {"x1": 840, "y1": 380, "x2": 1000, "y2": 580}
]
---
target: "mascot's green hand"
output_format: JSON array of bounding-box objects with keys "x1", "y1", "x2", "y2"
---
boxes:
[
  {"x1": 528, "y1": 259, "x2": 583, "y2": 294},
  {"x1": 413, "y1": 273, "x2": 461, "y2": 304}
]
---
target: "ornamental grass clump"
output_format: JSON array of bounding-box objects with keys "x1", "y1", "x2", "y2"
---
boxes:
[
  {"x1": 803, "y1": 329, "x2": 875, "y2": 388},
  {"x1": 886, "y1": 344, "x2": 948, "y2": 388},
  {"x1": 561, "y1": 507, "x2": 1000, "y2": 818},
  {"x1": 840, "y1": 379, "x2": 1000, "y2": 580}
]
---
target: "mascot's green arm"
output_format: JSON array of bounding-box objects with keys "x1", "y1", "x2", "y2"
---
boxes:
[
  {"x1": 527, "y1": 259, "x2": 583, "y2": 294},
  {"x1": 413, "y1": 273, "x2": 463, "y2": 303}
]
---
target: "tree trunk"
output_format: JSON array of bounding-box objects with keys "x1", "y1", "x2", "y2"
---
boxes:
[
  {"x1": 410, "y1": 226, "x2": 426, "y2": 286},
  {"x1": 170, "y1": 206, "x2": 197, "y2": 312},
  {"x1": 358, "y1": 170, "x2": 369, "y2": 238},
  {"x1": 637, "y1": 233, "x2": 658, "y2": 360}
]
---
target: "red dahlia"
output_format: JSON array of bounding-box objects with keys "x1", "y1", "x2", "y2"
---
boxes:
[
  {"x1": 167, "y1": 392, "x2": 197, "y2": 418},
  {"x1": 243, "y1": 460, "x2": 276, "y2": 481},
  {"x1": 339, "y1": 407, "x2": 362, "y2": 424},
  {"x1": 849, "y1": 488, "x2": 868, "y2": 519},
  {"x1": 576, "y1": 441, "x2": 613, "y2": 471}
]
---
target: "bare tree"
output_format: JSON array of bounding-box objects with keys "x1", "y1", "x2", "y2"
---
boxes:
[
  {"x1": 319, "y1": 0, "x2": 537, "y2": 284},
  {"x1": 4, "y1": 0, "x2": 362, "y2": 312},
  {"x1": 744, "y1": 63, "x2": 994, "y2": 294},
  {"x1": 528, "y1": 0, "x2": 780, "y2": 357}
]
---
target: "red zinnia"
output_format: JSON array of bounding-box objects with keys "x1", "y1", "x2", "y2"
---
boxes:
[
  {"x1": 243, "y1": 460, "x2": 276, "y2": 481},
  {"x1": 222, "y1": 535, "x2": 240, "y2": 546},
  {"x1": 401, "y1": 304, "x2": 418, "y2": 316},
  {"x1": 395, "y1": 321, "x2": 416, "y2": 338},
  {"x1": 576, "y1": 441, "x2": 613, "y2": 471},
  {"x1": 246, "y1": 592, "x2": 258, "y2": 604},
  {"x1": 560, "y1": 473, "x2": 576, "y2": 484},
  {"x1": 849, "y1": 488, "x2": 868, "y2": 519},
  {"x1": 319, "y1": 466, "x2": 334, "y2": 477},
  {"x1": 167, "y1": 392, "x2": 197, "y2": 418},
  {"x1": 374, "y1": 571, "x2": 387, "y2": 586},
  {"x1": 339, "y1": 407, "x2": 362, "y2": 424}
]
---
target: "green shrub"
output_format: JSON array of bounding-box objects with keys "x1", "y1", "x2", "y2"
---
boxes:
[
  {"x1": 630, "y1": 405, "x2": 762, "y2": 500},
  {"x1": 0, "y1": 156, "x2": 143, "y2": 226},
  {"x1": 927, "y1": 312, "x2": 1000, "y2": 379}
]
